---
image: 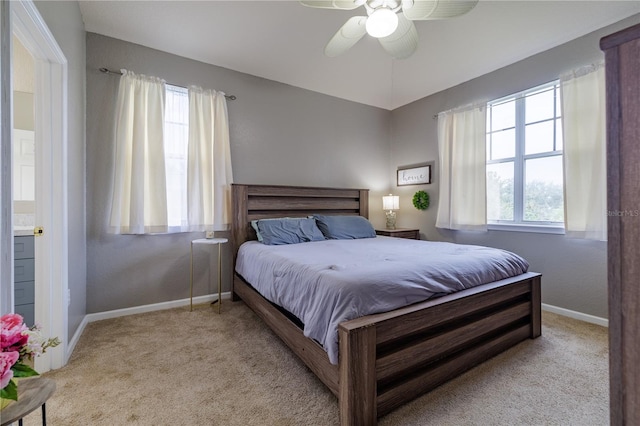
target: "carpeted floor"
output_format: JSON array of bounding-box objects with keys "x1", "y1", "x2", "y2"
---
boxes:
[{"x1": 21, "y1": 302, "x2": 608, "y2": 425}]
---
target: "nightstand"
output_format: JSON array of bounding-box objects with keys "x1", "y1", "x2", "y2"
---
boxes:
[
  {"x1": 375, "y1": 228, "x2": 420, "y2": 240},
  {"x1": 190, "y1": 238, "x2": 228, "y2": 313}
]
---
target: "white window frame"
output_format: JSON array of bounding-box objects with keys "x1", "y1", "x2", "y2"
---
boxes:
[
  {"x1": 486, "y1": 81, "x2": 565, "y2": 234},
  {"x1": 164, "y1": 84, "x2": 189, "y2": 232}
]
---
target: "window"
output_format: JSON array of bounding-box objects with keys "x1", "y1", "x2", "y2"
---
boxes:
[
  {"x1": 164, "y1": 84, "x2": 189, "y2": 229},
  {"x1": 486, "y1": 82, "x2": 564, "y2": 228},
  {"x1": 110, "y1": 72, "x2": 232, "y2": 235}
]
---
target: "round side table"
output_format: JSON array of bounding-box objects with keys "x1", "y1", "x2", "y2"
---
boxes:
[
  {"x1": 0, "y1": 377, "x2": 56, "y2": 426},
  {"x1": 190, "y1": 238, "x2": 228, "y2": 313}
]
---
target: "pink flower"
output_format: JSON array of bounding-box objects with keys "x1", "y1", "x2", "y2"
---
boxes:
[
  {"x1": 0, "y1": 351, "x2": 19, "y2": 389},
  {"x1": 1, "y1": 314, "x2": 23, "y2": 330},
  {"x1": 1, "y1": 313, "x2": 29, "y2": 352}
]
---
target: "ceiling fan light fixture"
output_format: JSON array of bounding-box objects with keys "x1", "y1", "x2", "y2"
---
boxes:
[{"x1": 365, "y1": 7, "x2": 398, "y2": 38}]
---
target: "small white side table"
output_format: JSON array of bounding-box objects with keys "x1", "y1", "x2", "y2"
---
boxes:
[{"x1": 190, "y1": 237, "x2": 228, "y2": 313}]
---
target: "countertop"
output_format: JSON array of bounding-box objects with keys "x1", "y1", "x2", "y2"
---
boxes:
[{"x1": 14, "y1": 226, "x2": 34, "y2": 237}]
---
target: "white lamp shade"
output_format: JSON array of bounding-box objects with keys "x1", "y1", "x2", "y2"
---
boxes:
[
  {"x1": 366, "y1": 8, "x2": 399, "y2": 38},
  {"x1": 383, "y1": 194, "x2": 399, "y2": 210}
]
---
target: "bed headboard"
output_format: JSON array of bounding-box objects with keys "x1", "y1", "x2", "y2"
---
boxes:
[{"x1": 231, "y1": 184, "x2": 369, "y2": 254}]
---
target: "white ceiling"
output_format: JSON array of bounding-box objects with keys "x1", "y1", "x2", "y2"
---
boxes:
[{"x1": 78, "y1": 1, "x2": 640, "y2": 110}]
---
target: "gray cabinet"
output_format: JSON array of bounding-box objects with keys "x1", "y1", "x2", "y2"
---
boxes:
[{"x1": 14, "y1": 235, "x2": 34, "y2": 325}]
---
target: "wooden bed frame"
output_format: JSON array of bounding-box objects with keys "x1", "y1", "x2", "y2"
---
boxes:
[{"x1": 231, "y1": 183, "x2": 541, "y2": 425}]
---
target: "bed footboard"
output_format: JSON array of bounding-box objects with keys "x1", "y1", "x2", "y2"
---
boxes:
[{"x1": 338, "y1": 272, "x2": 541, "y2": 424}]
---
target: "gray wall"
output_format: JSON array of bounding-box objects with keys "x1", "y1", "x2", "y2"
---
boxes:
[
  {"x1": 86, "y1": 33, "x2": 390, "y2": 313},
  {"x1": 391, "y1": 14, "x2": 640, "y2": 320},
  {"x1": 34, "y1": 1, "x2": 87, "y2": 337}
]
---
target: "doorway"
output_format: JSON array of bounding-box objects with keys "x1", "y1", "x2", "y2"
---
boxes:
[
  {"x1": 11, "y1": 1, "x2": 69, "y2": 373},
  {"x1": 12, "y1": 35, "x2": 36, "y2": 328}
]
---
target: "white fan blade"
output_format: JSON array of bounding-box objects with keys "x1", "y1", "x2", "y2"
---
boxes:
[
  {"x1": 403, "y1": 0, "x2": 478, "y2": 20},
  {"x1": 324, "y1": 16, "x2": 368, "y2": 57},
  {"x1": 299, "y1": 0, "x2": 361, "y2": 10},
  {"x1": 378, "y1": 15, "x2": 418, "y2": 59}
]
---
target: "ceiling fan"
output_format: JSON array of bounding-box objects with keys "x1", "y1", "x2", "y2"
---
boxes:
[{"x1": 300, "y1": 0, "x2": 478, "y2": 59}]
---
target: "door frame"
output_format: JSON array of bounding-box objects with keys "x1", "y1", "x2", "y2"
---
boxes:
[
  {"x1": 0, "y1": 0, "x2": 12, "y2": 317},
  {"x1": 12, "y1": 0, "x2": 68, "y2": 372}
]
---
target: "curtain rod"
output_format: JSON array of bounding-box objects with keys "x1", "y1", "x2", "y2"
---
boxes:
[
  {"x1": 99, "y1": 67, "x2": 237, "y2": 101},
  {"x1": 432, "y1": 80, "x2": 563, "y2": 120}
]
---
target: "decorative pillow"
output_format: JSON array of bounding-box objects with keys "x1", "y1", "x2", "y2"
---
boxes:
[
  {"x1": 253, "y1": 217, "x2": 326, "y2": 245},
  {"x1": 313, "y1": 215, "x2": 376, "y2": 240}
]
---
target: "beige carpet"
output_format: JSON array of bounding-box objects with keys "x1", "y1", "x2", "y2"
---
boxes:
[{"x1": 21, "y1": 302, "x2": 608, "y2": 425}]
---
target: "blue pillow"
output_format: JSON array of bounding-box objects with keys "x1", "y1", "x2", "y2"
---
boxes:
[
  {"x1": 254, "y1": 217, "x2": 326, "y2": 245},
  {"x1": 252, "y1": 217, "x2": 308, "y2": 242},
  {"x1": 313, "y1": 215, "x2": 376, "y2": 240}
]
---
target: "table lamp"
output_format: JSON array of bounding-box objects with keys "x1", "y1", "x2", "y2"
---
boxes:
[{"x1": 382, "y1": 194, "x2": 399, "y2": 229}]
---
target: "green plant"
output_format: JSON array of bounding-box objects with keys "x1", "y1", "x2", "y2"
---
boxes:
[{"x1": 412, "y1": 190, "x2": 430, "y2": 210}]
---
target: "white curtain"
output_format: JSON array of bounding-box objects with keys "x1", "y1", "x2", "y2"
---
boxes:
[
  {"x1": 561, "y1": 63, "x2": 607, "y2": 241},
  {"x1": 109, "y1": 70, "x2": 168, "y2": 234},
  {"x1": 187, "y1": 87, "x2": 234, "y2": 231},
  {"x1": 436, "y1": 106, "x2": 487, "y2": 231}
]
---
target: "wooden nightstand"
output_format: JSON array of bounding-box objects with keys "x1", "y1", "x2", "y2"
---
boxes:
[{"x1": 375, "y1": 228, "x2": 420, "y2": 240}]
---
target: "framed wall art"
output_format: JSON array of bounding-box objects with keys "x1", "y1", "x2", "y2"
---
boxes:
[{"x1": 397, "y1": 164, "x2": 431, "y2": 186}]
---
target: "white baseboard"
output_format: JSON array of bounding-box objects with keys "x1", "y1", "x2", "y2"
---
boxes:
[
  {"x1": 542, "y1": 303, "x2": 608, "y2": 327},
  {"x1": 65, "y1": 292, "x2": 230, "y2": 362},
  {"x1": 85, "y1": 292, "x2": 230, "y2": 323},
  {"x1": 66, "y1": 314, "x2": 90, "y2": 363}
]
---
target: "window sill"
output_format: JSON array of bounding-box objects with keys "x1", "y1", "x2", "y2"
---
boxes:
[{"x1": 487, "y1": 223, "x2": 565, "y2": 235}]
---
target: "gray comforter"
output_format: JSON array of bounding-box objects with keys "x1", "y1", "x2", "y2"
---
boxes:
[{"x1": 235, "y1": 236, "x2": 529, "y2": 365}]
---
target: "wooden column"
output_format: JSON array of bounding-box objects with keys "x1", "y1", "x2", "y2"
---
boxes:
[
  {"x1": 230, "y1": 184, "x2": 248, "y2": 301},
  {"x1": 358, "y1": 189, "x2": 369, "y2": 219},
  {"x1": 601, "y1": 23, "x2": 640, "y2": 426},
  {"x1": 530, "y1": 274, "x2": 541, "y2": 338},
  {"x1": 339, "y1": 323, "x2": 376, "y2": 426}
]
